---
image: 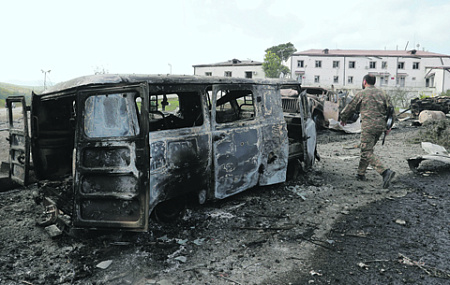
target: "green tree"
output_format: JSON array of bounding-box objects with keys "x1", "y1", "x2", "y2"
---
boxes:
[
  {"x1": 265, "y1": 42, "x2": 297, "y2": 62},
  {"x1": 263, "y1": 51, "x2": 283, "y2": 78},
  {"x1": 389, "y1": 88, "x2": 408, "y2": 108}
]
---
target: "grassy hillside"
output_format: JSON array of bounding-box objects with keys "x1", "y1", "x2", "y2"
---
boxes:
[{"x1": 0, "y1": 82, "x2": 43, "y2": 108}]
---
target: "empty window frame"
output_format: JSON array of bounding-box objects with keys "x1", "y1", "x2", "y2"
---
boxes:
[
  {"x1": 382, "y1": 61, "x2": 388, "y2": 69},
  {"x1": 333, "y1": 61, "x2": 340, "y2": 68},
  {"x1": 315, "y1": 60, "x2": 322, "y2": 68},
  {"x1": 349, "y1": 61, "x2": 356, "y2": 68},
  {"x1": 224, "y1": 71, "x2": 232, "y2": 77},
  {"x1": 412, "y1": 62, "x2": 420, "y2": 70},
  {"x1": 205, "y1": 72, "x2": 212, "y2": 76},
  {"x1": 9, "y1": 101, "x2": 25, "y2": 130},
  {"x1": 297, "y1": 60, "x2": 304, "y2": 68},
  {"x1": 149, "y1": 92, "x2": 204, "y2": 131},
  {"x1": 397, "y1": 62, "x2": 405, "y2": 69},
  {"x1": 84, "y1": 93, "x2": 141, "y2": 138},
  {"x1": 314, "y1": 75, "x2": 320, "y2": 83},
  {"x1": 245, "y1": 71, "x2": 253, "y2": 79},
  {"x1": 369, "y1": 61, "x2": 376, "y2": 69},
  {"x1": 215, "y1": 89, "x2": 255, "y2": 124},
  {"x1": 348, "y1": 76, "x2": 353, "y2": 84},
  {"x1": 333, "y1": 76, "x2": 339, "y2": 83}
]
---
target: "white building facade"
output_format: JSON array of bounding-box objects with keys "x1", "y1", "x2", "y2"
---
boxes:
[
  {"x1": 289, "y1": 49, "x2": 450, "y2": 99},
  {"x1": 193, "y1": 59, "x2": 264, "y2": 79}
]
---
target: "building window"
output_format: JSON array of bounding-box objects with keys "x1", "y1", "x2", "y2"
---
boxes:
[
  {"x1": 333, "y1": 76, "x2": 339, "y2": 83},
  {"x1": 297, "y1": 60, "x2": 304, "y2": 68},
  {"x1": 315, "y1": 60, "x2": 322, "y2": 68},
  {"x1": 245, "y1": 71, "x2": 253, "y2": 79},
  {"x1": 426, "y1": 76, "x2": 434, "y2": 88},
  {"x1": 397, "y1": 76, "x2": 406, "y2": 87},
  {"x1": 348, "y1": 76, "x2": 353, "y2": 84},
  {"x1": 314, "y1": 75, "x2": 320, "y2": 83},
  {"x1": 369, "y1": 61, "x2": 376, "y2": 69},
  {"x1": 382, "y1": 61, "x2": 388, "y2": 69},
  {"x1": 333, "y1": 61, "x2": 340, "y2": 68},
  {"x1": 349, "y1": 61, "x2": 355, "y2": 68},
  {"x1": 413, "y1": 62, "x2": 420, "y2": 70},
  {"x1": 205, "y1": 72, "x2": 212, "y2": 76},
  {"x1": 398, "y1": 62, "x2": 405, "y2": 69},
  {"x1": 380, "y1": 76, "x2": 388, "y2": 86},
  {"x1": 224, "y1": 71, "x2": 232, "y2": 77}
]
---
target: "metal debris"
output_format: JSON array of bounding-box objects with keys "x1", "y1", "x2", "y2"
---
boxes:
[
  {"x1": 407, "y1": 142, "x2": 450, "y2": 172},
  {"x1": 96, "y1": 260, "x2": 113, "y2": 269}
]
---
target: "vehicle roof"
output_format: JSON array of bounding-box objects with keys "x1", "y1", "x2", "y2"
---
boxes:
[{"x1": 42, "y1": 74, "x2": 300, "y2": 95}]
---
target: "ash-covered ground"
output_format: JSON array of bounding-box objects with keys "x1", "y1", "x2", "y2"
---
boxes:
[{"x1": 1, "y1": 114, "x2": 449, "y2": 285}]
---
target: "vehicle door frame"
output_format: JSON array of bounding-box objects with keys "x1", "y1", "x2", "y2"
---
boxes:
[
  {"x1": 210, "y1": 84, "x2": 262, "y2": 199},
  {"x1": 6, "y1": 96, "x2": 30, "y2": 185},
  {"x1": 146, "y1": 85, "x2": 212, "y2": 214},
  {"x1": 73, "y1": 83, "x2": 150, "y2": 231},
  {"x1": 298, "y1": 89, "x2": 317, "y2": 169}
]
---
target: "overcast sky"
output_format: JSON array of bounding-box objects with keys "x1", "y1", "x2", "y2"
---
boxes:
[{"x1": 2, "y1": 0, "x2": 450, "y2": 86}]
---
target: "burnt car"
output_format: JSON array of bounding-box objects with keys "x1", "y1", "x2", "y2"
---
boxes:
[
  {"x1": 285, "y1": 87, "x2": 358, "y2": 129},
  {"x1": 410, "y1": 96, "x2": 450, "y2": 116},
  {"x1": 6, "y1": 74, "x2": 317, "y2": 232}
]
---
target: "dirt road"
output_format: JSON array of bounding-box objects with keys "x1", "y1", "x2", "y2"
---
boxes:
[{"x1": 0, "y1": 121, "x2": 449, "y2": 284}]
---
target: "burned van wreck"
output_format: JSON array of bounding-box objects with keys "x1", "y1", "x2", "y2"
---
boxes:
[{"x1": 6, "y1": 74, "x2": 318, "y2": 233}]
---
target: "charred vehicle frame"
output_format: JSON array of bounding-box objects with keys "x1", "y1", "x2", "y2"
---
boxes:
[
  {"x1": 6, "y1": 74, "x2": 318, "y2": 232},
  {"x1": 286, "y1": 87, "x2": 359, "y2": 129}
]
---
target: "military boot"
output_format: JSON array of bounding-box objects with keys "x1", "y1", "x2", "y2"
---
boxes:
[
  {"x1": 356, "y1": 174, "x2": 367, "y2": 181},
  {"x1": 382, "y1": 169, "x2": 396, "y2": 189}
]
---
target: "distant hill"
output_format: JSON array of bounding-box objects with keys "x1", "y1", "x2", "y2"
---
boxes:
[{"x1": 0, "y1": 82, "x2": 44, "y2": 107}]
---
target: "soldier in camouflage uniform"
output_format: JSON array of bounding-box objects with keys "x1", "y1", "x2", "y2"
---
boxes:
[{"x1": 340, "y1": 74, "x2": 396, "y2": 189}]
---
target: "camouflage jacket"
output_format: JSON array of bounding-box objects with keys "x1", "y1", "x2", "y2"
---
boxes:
[{"x1": 340, "y1": 86, "x2": 393, "y2": 131}]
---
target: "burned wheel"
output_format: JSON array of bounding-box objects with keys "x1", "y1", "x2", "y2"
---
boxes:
[{"x1": 152, "y1": 198, "x2": 186, "y2": 223}]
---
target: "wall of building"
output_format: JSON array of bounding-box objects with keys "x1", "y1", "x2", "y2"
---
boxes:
[
  {"x1": 193, "y1": 65, "x2": 265, "y2": 79},
  {"x1": 290, "y1": 52, "x2": 450, "y2": 103}
]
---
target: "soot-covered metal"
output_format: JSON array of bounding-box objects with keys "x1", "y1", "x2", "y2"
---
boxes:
[{"x1": 8, "y1": 74, "x2": 318, "y2": 233}]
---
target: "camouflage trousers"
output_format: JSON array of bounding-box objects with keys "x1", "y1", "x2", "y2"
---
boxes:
[{"x1": 358, "y1": 128, "x2": 387, "y2": 176}]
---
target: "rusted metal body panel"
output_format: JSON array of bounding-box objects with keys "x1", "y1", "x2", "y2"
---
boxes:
[
  {"x1": 10, "y1": 74, "x2": 317, "y2": 232},
  {"x1": 323, "y1": 101, "x2": 339, "y2": 122},
  {"x1": 296, "y1": 87, "x2": 356, "y2": 129}
]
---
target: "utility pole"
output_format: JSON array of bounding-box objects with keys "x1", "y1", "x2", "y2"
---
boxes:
[{"x1": 41, "y1": 69, "x2": 51, "y2": 90}]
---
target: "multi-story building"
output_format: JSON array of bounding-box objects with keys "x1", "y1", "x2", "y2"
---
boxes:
[
  {"x1": 289, "y1": 49, "x2": 450, "y2": 100},
  {"x1": 193, "y1": 58, "x2": 264, "y2": 79}
]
